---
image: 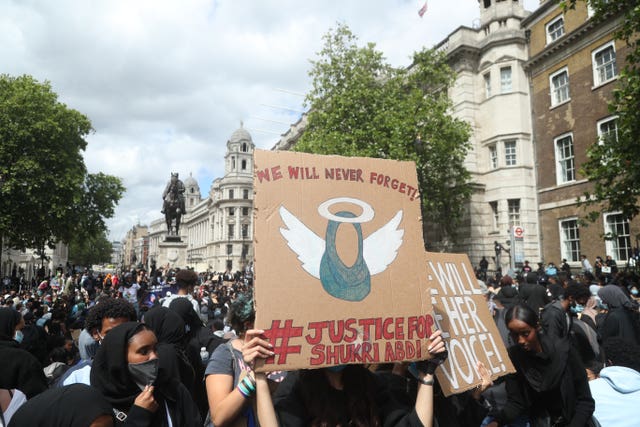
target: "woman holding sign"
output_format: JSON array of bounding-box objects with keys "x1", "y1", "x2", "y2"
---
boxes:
[
  {"x1": 243, "y1": 329, "x2": 447, "y2": 427},
  {"x1": 486, "y1": 304, "x2": 596, "y2": 427}
]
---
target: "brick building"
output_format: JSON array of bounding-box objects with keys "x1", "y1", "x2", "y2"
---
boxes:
[{"x1": 523, "y1": 1, "x2": 638, "y2": 267}]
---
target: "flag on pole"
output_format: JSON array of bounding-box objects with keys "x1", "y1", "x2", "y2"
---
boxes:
[{"x1": 418, "y1": 1, "x2": 428, "y2": 17}]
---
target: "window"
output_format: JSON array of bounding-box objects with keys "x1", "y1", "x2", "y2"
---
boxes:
[
  {"x1": 504, "y1": 140, "x2": 516, "y2": 166},
  {"x1": 500, "y1": 67, "x2": 512, "y2": 93},
  {"x1": 508, "y1": 199, "x2": 520, "y2": 227},
  {"x1": 228, "y1": 224, "x2": 234, "y2": 239},
  {"x1": 598, "y1": 116, "x2": 618, "y2": 145},
  {"x1": 555, "y1": 133, "x2": 575, "y2": 184},
  {"x1": 242, "y1": 244, "x2": 249, "y2": 258},
  {"x1": 560, "y1": 219, "x2": 581, "y2": 262},
  {"x1": 489, "y1": 145, "x2": 498, "y2": 169},
  {"x1": 484, "y1": 73, "x2": 491, "y2": 98},
  {"x1": 550, "y1": 68, "x2": 570, "y2": 106},
  {"x1": 242, "y1": 224, "x2": 249, "y2": 239},
  {"x1": 592, "y1": 42, "x2": 617, "y2": 86},
  {"x1": 228, "y1": 207, "x2": 235, "y2": 216},
  {"x1": 604, "y1": 213, "x2": 631, "y2": 261},
  {"x1": 242, "y1": 143, "x2": 247, "y2": 152},
  {"x1": 490, "y1": 201, "x2": 499, "y2": 230},
  {"x1": 229, "y1": 189, "x2": 234, "y2": 199},
  {"x1": 241, "y1": 159, "x2": 247, "y2": 170},
  {"x1": 546, "y1": 16, "x2": 565, "y2": 43},
  {"x1": 243, "y1": 189, "x2": 249, "y2": 199},
  {"x1": 231, "y1": 156, "x2": 236, "y2": 170},
  {"x1": 242, "y1": 207, "x2": 249, "y2": 216},
  {"x1": 226, "y1": 244, "x2": 233, "y2": 256}
]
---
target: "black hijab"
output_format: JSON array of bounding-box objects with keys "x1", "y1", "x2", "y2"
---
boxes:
[
  {"x1": 143, "y1": 306, "x2": 194, "y2": 390},
  {"x1": 168, "y1": 297, "x2": 202, "y2": 334},
  {"x1": 90, "y1": 321, "x2": 148, "y2": 410},
  {"x1": 0, "y1": 307, "x2": 20, "y2": 340},
  {"x1": 144, "y1": 306, "x2": 186, "y2": 345},
  {"x1": 8, "y1": 384, "x2": 113, "y2": 427},
  {"x1": 508, "y1": 331, "x2": 570, "y2": 392}
]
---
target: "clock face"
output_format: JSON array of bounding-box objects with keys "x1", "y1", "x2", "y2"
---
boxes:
[{"x1": 168, "y1": 249, "x2": 179, "y2": 262}]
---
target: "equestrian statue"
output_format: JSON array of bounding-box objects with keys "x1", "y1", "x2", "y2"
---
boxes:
[{"x1": 161, "y1": 172, "x2": 186, "y2": 236}]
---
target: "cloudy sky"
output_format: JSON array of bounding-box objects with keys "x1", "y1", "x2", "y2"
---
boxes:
[{"x1": 1, "y1": 0, "x2": 538, "y2": 241}]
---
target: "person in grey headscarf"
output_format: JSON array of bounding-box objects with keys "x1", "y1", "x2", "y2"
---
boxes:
[{"x1": 597, "y1": 285, "x2": 640, "y2": 345}]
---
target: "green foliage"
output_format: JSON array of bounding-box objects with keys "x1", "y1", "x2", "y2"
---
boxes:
[
  {"x1": 68, "y1": 230, "x2": 113, "y2": 266},
  {"x1": 563, "y1": 1, "x2": 640, "y2": 221},
  {"x1": 0, "y1": 74, "x2": 125, "y2": 250},
  {"x1": 296, "y1": 24, "x2": 472, "y2": 243}
]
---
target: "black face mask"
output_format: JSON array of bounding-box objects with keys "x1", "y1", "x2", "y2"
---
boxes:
[{"x1": 128, "y1": 358, "x2": 159, "y2": 391}]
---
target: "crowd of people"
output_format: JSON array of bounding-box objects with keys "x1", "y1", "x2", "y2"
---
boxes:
[{"x1": 0, "y1": 255, "x2": 639, "y2": 426}]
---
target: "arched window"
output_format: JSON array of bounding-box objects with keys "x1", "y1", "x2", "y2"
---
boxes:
[{"x1": 242, "y1": 143, "x2": 247, "y2": 152}]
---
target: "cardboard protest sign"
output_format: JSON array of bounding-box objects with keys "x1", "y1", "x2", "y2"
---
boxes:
[
  {"x1": 426, "y1": 252, "x2": 515, "y2": 396},
  {"x1": 253, "y1": 149, "x2": 434, "y2": 372}
]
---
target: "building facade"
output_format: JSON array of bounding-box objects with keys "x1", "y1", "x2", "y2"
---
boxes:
[
  {"x1": 523, "y1": 1, "x2": 638, "y2": 267},
  {"x1": 147, "y1": 126, "x2": 255, "y2": 273},
  {"x1": 414, "y1": 0, "x2": 540, "y2": 270}
]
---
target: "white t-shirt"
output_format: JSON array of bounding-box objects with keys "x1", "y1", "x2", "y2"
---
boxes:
[{"x1": 119, "y1": 283, "x2": 141, "y2": 306}]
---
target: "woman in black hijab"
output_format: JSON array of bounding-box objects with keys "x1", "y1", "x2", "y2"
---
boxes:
[
  {"x1": 90, "y1": 322, "x2": 201, "y2": 426},
  {"x1": 597, "y1": 285, "x2": 640, "y2": 345},
  {"x1": 0, "y1": 307, "x2": 47, "y2": 399},
  {"x1": 486, "y1": 304, "x2": 595, "y2": 426},
  {"x1": 142, "y1": 306, "x2": 195, "y2": 392},
  {"x1": 8, "y1": 384, "x2": 113, "y2": 427}
]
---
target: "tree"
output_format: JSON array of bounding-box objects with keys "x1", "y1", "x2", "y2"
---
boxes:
[
  {"x1": 68, "y1": 230, "x2": 113, "y2": 267},
  {"x1": 562, "y1": 1, "x2": 640, "y2": 222},
  {"x1": 295, "y1": 24, "x2": 472, "y2": 244},
  {"x1": 0, "y1": 74, "x2": 124, "y2": 254}
]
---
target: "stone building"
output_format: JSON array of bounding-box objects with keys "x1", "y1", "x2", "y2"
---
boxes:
[
  {"x1": 523, "y1": 1, "x2": 638, "y2": 266},
  {"x1": 147, "y1": 126, "x2": 255, "y2": 273},
  {"x1": 122, "y1": 224, "x2": 148, "y2": 269},
  {"x1": 434, "y1": 0, "x2": 540, "y2": 270}
]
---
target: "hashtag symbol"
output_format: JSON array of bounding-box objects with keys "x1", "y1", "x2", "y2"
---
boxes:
[{"x1": 263, "y1": 319, "x2": 303, "y2": 365}]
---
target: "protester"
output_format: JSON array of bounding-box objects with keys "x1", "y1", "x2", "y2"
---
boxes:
[
  {"x1": 8, "y1": 384, "x2": 113, "y2": 427},
  {"x1": 90, "y1": 322, "x2": 201, "y2": 426},
  {"x1": 517, "y1": 272, "x2": 548, "y2": 314},
  {"x1": 142, "y1": 306, "x2": 195, "y2": 392},
  {"x1": 0, "y1": 308, "x2": 47, "y2": 399},
  {"x1": 163, "y1": 269, "x2": 200, "y2": 314},
  {"x1": 204, "y1": 292, "x2": 257, "y2": 426},
  {"x1": 486, "y1": 303, "x2": 595, "y2": 426},
  {"x1": 243, "y1": 328, "x2": 447, "y2": 427},
  {"x1": 59, "y1": 297, "x2": 137, "y2": 387},
  {"x1": 597, "y1": 285, "x2": 640, "y2": 345}
]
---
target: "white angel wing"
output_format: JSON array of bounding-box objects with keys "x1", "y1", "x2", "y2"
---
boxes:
[
  {"x1": 279, "y1": 206, "x2": 325, "y2": 279},
  {"x1": 363, "y1": 211, "x2": 404, "y2": 275}
]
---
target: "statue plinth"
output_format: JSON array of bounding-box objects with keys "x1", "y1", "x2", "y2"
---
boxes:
[{"x1": 157, "y1": 239, "x2": 188, "y2": 268}]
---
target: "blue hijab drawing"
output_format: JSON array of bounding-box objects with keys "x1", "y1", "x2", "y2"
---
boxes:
[{"x1": 279, "y1": 197, "x2": 404, "y2": 302}]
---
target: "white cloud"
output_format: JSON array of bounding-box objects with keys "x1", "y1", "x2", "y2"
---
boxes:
[{"x1": 0, "y1": 0, "x2": 540, "y2": 240}]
